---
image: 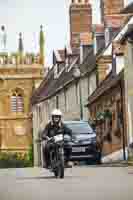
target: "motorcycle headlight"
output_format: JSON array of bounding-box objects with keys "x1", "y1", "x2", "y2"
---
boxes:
[{"x1": 64, "y1": 135, "x2": 71, "y2": 144}]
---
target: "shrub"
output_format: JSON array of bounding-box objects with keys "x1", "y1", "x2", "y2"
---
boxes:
[
  {"x1": 27, "y1": 143, "x2": 34, "y2": 167},
  {"x1": 0, "y1": 152, "x2": 32, "y2": 169}
]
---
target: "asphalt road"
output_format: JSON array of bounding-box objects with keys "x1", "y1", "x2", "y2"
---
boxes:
[{"x1": 0, "y1": 166, "x2": 133, "y2": 200}]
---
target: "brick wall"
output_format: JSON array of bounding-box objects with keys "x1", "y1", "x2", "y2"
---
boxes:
[
  {"x1": 89, "y1": 83, "x2": 126, "y2": 156},
  {"x1": 102, "y1": 0, "x2": 126, "y2": 27},
  {"x1": 69, "y1": 1, "x2": 92, "y2": 48}
]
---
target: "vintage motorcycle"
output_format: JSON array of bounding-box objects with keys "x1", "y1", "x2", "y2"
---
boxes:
[{"x1": 46, "y1": 133, "x2": 65, "y2": 179}]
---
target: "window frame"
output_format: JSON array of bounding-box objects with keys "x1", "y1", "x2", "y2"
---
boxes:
[{"x1": 11, "y1": 89, "x2": 24, "y2": 113}]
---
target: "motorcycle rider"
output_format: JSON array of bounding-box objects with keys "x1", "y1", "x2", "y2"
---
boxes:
[{"x1": 41, "y1": 109, "x2": 72, "y2": 168}]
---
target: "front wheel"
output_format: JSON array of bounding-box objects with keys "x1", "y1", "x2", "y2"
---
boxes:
[
  {"x1": 54, "y1": 162, "x2": 64, "y2": 178},
  {"x1": 54, "y1": 149, "x2": 64, "y2": 179},
  {"x1": 58, "y1": 162, "x2": 64, "y2": 178}
]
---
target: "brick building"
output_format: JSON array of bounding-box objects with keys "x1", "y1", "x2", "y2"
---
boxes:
[{"x1": 87, "y1": 5, "x2": 133, "y2": 162}]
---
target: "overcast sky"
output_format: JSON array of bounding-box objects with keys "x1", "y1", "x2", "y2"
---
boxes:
[
  {"x1": 0, "y1": 0, "x2": 71, "y2": 66},
  {"x1": 0, "y1": 0, "x2": 132, "y2": 66}
]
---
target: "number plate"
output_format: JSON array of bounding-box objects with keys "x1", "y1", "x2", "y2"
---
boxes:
[
  {"x1": 54, "y1": 134, "x2": 63, "y2": 142},
  {"x1": 72, "y1": 147, "x2": 86, "y2": 153}
]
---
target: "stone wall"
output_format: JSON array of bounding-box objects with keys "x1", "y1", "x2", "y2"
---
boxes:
[
  {"x1": 0, "y1": 58, "x2": 43, "y2": 154},
  {"x1": 0, "y1": 78, "x2": 34, "y2": 153}
]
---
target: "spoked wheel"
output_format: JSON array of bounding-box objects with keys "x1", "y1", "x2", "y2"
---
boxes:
[
  {"x1": 58, "y1": 162, "x2": 64, "y2": 178},
  {"x1": 54, "y1": 162, "x2": 64, "y2": 179},
  {"x1": 54, "y1": 151, "x2": 64, "y2": 179},
  {"x1": 54, "y1": 169, "x2": 58, "y2": 178}
]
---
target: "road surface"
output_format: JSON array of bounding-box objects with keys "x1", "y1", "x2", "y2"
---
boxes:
[{"x1": 0, "y1": 166, "x2": 133, "y2": 200}]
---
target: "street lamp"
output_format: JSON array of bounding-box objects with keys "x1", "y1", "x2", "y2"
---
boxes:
[{"x1": 72, "y1": 64, "x2": 83, "y2": 120}]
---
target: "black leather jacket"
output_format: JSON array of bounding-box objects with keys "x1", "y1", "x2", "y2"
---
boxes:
[{"x1": 41, "y1": 121, "x2": 72, "y2": 140}]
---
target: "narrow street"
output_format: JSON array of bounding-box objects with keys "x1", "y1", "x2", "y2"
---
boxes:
[{"x1": 0, "y1": 166, "x2": 133, "y2": 200}]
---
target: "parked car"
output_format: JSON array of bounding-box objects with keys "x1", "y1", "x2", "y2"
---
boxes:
[{"x1": 64, "y1": 121, "x2": 101, "y2": 164}]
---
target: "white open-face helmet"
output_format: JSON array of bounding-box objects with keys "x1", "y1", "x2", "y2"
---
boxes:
[{"x1": 51, "y1": 109, "x2": 62, "y2": 117}]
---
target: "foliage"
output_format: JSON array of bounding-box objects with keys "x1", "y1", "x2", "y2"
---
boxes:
[
  {"x1": 27, "y1": 143, "x2": 34, "y2": 167},
  {"x1": 96, "y1": 111, "x2": 105, "y2": 121},
  {"x1": 96, "y1": 110, "x2": 112, "y2": 121},
  {"x1": 0, "y1": 151, "x2": 33, "y2": 168},
  {"x1": 104, "y1": 109, "x2": 112, "y2": 119}
]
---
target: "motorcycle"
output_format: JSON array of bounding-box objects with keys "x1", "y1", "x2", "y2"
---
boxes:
[{"x1": 46, "y1": 133, "x2": 65, "y2": 179}]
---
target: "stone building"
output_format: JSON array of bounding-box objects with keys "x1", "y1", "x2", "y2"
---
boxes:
[{"x1": 0, "y1": 26, "x2": 44, "y2": 154}]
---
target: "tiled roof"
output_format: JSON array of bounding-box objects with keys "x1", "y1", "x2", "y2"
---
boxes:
[
  {"x1": 31, "y1": 67, "x2": 55, "y2": 104},
  {"x1": 87, "y1": 71, "x2": 124, "y2": 105},
  {"x1": 58, "y1": 49, "x2": 65, "y2": 62},
  {"x1": 31, "y1": 46, "x2": 96, "y2": 105}
]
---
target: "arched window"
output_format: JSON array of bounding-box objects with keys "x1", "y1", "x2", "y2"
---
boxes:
[{"x1": 11, "y1": 89, "x2": 24, "y2": 113}]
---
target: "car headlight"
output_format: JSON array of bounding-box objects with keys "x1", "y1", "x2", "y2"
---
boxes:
[{"x1": 90, "y1": 137, "x2": 96, "y2": 143}]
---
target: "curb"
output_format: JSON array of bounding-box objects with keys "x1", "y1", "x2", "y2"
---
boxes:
[
  {"x1": 128, "y1": 161, "x2": 133, "y2": 166},
  {"x1": 73, "y1": 162, "x2": 129, "y2": 167}
]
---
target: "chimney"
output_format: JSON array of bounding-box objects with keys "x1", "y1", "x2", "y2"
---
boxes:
[
  {"x1": 69, "y1": 0, "x2": 92, "y2": 49},
  {"x1": 101, "y1": 0, "x2": 126, "y2": 28},
  {"x1": 105, "y1": 26, "x2": 121, "y2": 47},
  {"x1": 79, "y1": 31, "x2": 93, "y2": 63},
  {"x1": 93, "y1": 24, "x2": 105, "y2": 54},
  {"x1": 112, "y1": 42, "x2": 116, "y2": 76},
  {"x1": 104, "y1": 26, "x2": 113, "y2": 46}
]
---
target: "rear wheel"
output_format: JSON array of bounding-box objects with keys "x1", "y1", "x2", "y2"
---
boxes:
[
  {"x1": 54, "y1": 149, "x2": 64, "y2": 179},
  {"x1": 54, "y1": 169, "x2": 58, "y2": 178}
]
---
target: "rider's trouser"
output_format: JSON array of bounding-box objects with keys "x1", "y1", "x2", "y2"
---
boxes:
[{"x1": 42, "y1": 142, "x2": 51, "y2": 167}]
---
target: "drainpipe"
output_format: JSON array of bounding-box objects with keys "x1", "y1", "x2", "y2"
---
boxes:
[
  {"x1": 120, "y1": 79, "x2": 126, "y2": 161},
  {"x1": 112, "y1": 42, "x2": 126, "y2": 160}
]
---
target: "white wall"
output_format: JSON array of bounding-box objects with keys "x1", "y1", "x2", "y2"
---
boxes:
[
  {"x1": 66, "y1": 84, "x2": 77, "y2": 112},
  {"x1": 32, "y1": 76, "x2": 91, "y2": 165},
  {"x1": 124, "y1": 42, "x2": 133, "y2": 146},
  {"x1": 58, "y1": 91, "x2": 66, "y2": 113},
  {"x1": 89, "y1": 73, "x2": 97, "y2": 95},
  {"x1": 116, "y1": 55, "x2": 124, "y2": 74},
  {"x1": 81, "y1": 77, "x2": 89, "y2": 120}
]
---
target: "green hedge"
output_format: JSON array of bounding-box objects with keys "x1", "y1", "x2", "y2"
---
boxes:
[{"x1": 0, "y1": 145, "x2": 34, "y2": 168}]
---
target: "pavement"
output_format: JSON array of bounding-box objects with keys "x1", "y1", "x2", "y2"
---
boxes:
[{"x1": 0, "y1": 166, "x2": 133, "y2": 200}]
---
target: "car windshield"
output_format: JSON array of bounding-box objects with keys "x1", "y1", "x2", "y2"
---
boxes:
[{"x1": 66, "y1": 122, "x2": 93, "y2": 134}]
